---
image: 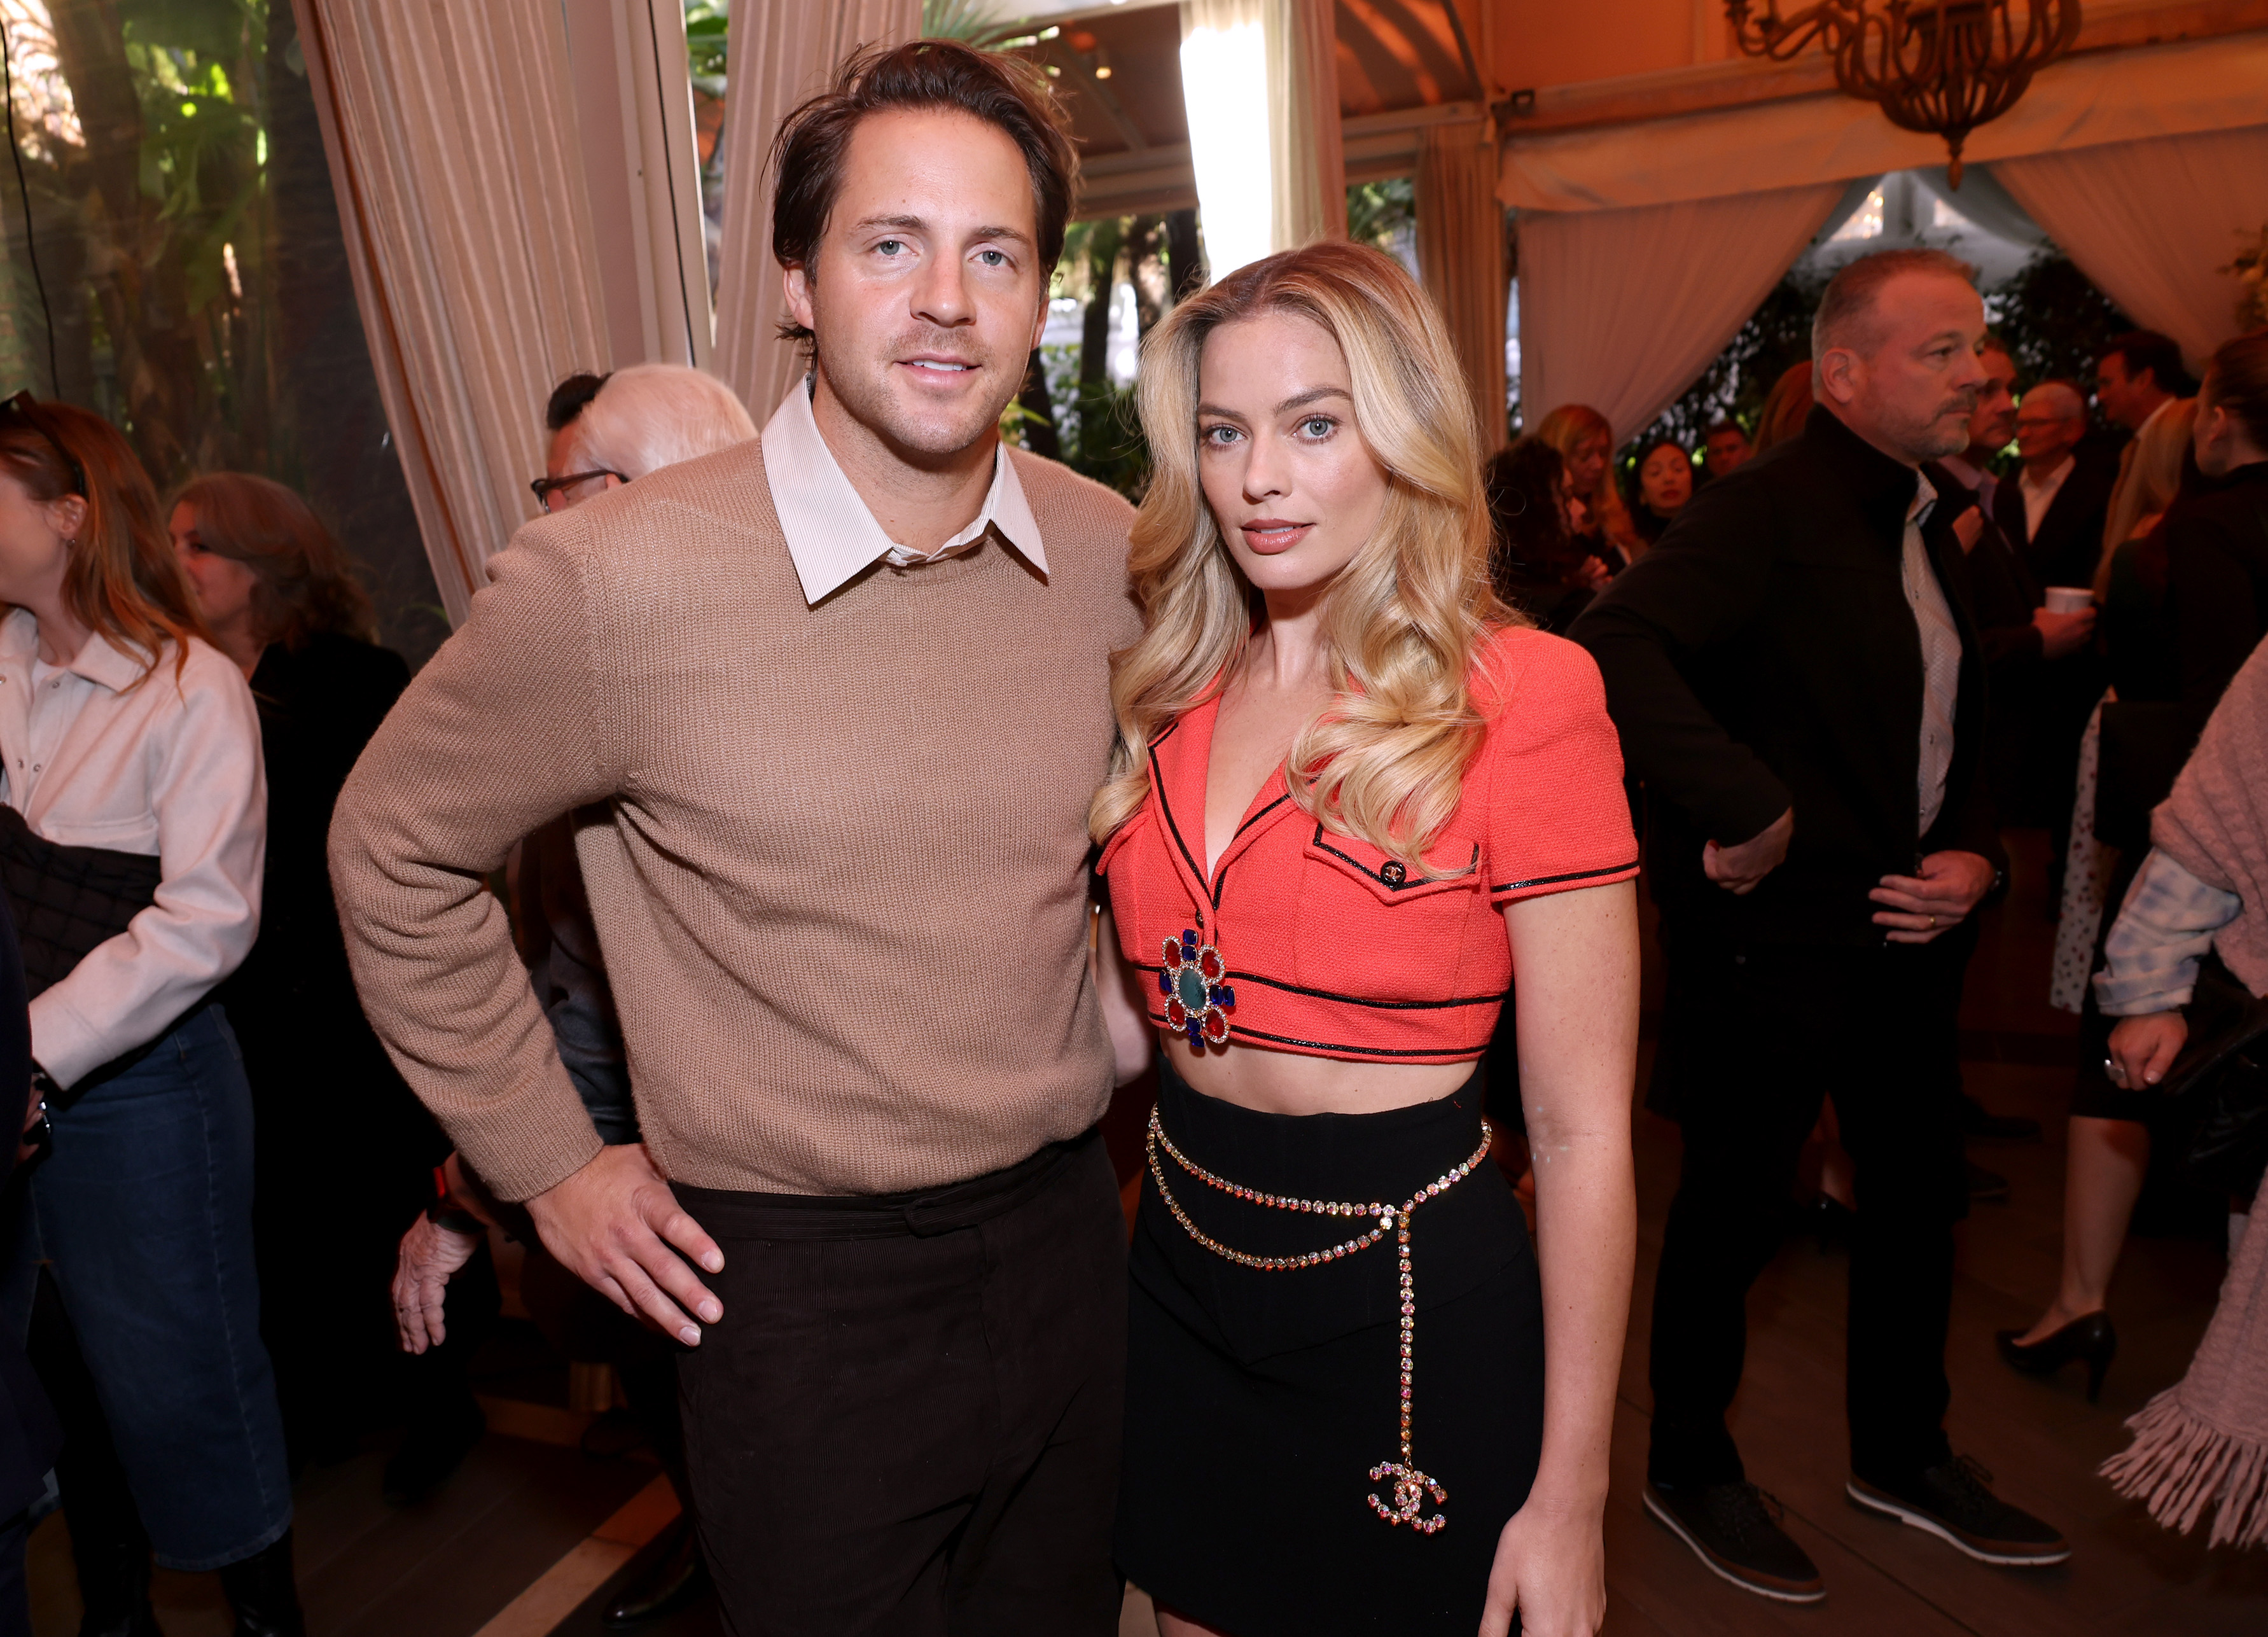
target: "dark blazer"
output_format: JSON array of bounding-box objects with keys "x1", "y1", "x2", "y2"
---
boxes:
[
  {"x1": 1992, "y1": 451, "x2": 2116, "y2": 592},
  {"x1": 1926, "y1": 464, "x2": 2039, "y2": 820},
  {"x1": 1571, "y1": 406, "x2": 2004, "y2": 947},
  {"x1": 2169, "y1": 458, "x2": 2268, "y2": 711}
]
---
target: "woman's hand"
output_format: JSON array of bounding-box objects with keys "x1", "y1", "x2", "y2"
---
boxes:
[
  {"x1": 1480, "y1": 1499, "x2": 1606, "y2": 1637},
  {"x1": 2106, "y1": 1010, "x2": 2188, "y2": 1090}
]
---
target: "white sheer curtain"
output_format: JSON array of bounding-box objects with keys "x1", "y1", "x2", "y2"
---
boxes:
[
  {"x1": 1416, "y1": 120, "x2": 1506, "y2": 451},
  {"x1": 1517, "y1": 183, "x2": 1844, "y2": 444},
  {"x1": 1180, "y1": 0, "x2": 1344, "y2": 281},
  {"x1": 709, "y1": 1, "x2": 922, "y2": 422},
  {"x1": 1993, "y1": 127, "x2": 2268, "y2": 368},
  {"x1": 293, "y1": 0, "x2": 613, "y2": 623}
]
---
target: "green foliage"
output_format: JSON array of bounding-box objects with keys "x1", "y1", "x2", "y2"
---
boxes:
[
  {"x1": 684, "y1": 2, "x2": 727, "y2": 94},
  {"x1": 1347, "y1": 177, "x2": 1414, "y2": 251},
  {"x1": 1986, "y1": 249, "x2": 2132, "y2": 396},
  {"x1": 921, "y1": 0, "x2": 1027, "y2": 48}
]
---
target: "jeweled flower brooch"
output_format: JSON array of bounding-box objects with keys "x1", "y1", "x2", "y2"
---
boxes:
[{"x1": 1160, "y1": 927, "x2": 1235, "y2": 1047}]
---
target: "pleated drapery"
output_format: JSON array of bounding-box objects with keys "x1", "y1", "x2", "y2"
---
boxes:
[
  {"x1": 1993, "y1": 127, "x2": 2268, "y2": 369},
  {"x1": 293, "y1": 0, "x2": 613, "y2": 623},
  {"x1": 1179, "y1": 0, "x2": 1345, "y2": 282},
  {"x1": 708, "y1": 0, "x2": 922, "y2": 424},
  {"x1": 1415, "y1": 119, "x2": 1506, "y2": 452},
  {"x1": 1517, "y1": 183, "x2": 1845, "y2": 445}
]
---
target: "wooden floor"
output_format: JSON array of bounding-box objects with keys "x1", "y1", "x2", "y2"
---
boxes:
[{"x1": 31, "y1": 833, "x2": 2267, "y2": 1634}]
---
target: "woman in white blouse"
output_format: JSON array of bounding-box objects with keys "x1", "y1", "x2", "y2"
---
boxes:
[{"x1": 0, "y1": 396, "x2": 302, "y2": 1633}]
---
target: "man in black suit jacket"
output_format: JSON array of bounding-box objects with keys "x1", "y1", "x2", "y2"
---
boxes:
[
  {"x1": 1574, "y1": 248, "x2": 2068, "y2": 1604},
  {"x1": 1993, "y1": 379, "x2": 2115, "y2": 593}
]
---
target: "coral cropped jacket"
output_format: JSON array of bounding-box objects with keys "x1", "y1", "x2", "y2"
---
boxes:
[{"x1": 1098, "y1": 627, "x2": 1639, "y2": 1064}]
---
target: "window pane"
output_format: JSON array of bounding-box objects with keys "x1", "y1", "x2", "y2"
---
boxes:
[{"x1": 0, "y1": 1, "x2": 448, "y2": 667}]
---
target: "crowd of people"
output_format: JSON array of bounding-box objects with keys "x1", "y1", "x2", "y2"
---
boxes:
[{"x1": 0, "y1": 33, "x2": 2259, "y2": 1637}]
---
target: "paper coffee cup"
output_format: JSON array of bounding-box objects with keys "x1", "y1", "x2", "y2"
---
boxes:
[{"x1": 2043, "y1": 586, "x2": 2092, "y2": 614}]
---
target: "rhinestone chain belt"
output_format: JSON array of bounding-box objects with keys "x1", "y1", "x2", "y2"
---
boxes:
[{"x1": 1145, "y1": 1104, "x2": 1494, "y2": 1532}]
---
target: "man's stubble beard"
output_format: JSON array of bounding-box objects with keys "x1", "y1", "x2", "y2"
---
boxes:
[{"x1": 809, "y1": 316, "x2": 1017, "y2": 464}]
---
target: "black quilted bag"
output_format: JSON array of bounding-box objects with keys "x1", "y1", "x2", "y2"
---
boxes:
[{"x1": 0, "y1": 804, "x2": 163, "y2": 1105}]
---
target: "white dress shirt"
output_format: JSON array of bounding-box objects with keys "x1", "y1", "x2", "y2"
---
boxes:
[
  {"x1": 0, "y1": 610, "x2": 265, "y2": 1087},
  {"x1": 1900, "y1": 474, "x2": 1963, "y2": 837},
  {"x1": 2018, "y1": 454, "x2": 2075, "y2": 544},
  {"x1": 761, "y1": 376, "x2": 1047, "y2": 606}
]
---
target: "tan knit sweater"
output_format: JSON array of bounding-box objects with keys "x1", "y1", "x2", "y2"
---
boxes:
[{"x1": 329, "y1": 438, "x2": 1140, "y2": 1200}]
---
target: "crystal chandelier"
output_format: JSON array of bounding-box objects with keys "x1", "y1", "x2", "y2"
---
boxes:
[{"x1": 1724, "y1": 1, "x2": 2082, "y2": 185}]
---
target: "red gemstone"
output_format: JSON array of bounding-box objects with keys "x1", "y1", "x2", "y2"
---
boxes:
[
  {"x1": 1162, "y1": 938, "x2": 1182, "y2": 969},
  {"x1": 1203, "y1": 1011, "x2": 1229, "y2": 1042},
  {"x1": 1199, "y1": 949, "x2": 1222, "y2": 980},
  {"x1": 1166, "y1": 998, "x2": 1188, "y2": 1029}
]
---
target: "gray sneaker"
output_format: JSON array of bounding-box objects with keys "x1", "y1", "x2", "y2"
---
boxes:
[
  {"x1": 1644, "y1": 1480, "x2": 1826, "y2": 1603},
  {"x1": 1846, "y1": 1456, "x2": 2070, "y2": 1566}
]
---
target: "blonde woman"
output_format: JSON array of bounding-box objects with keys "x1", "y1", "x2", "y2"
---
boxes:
[
  {"x1": 1533, "y1": 403, "x2": 1643, "y2": 568},
  {"x1": 1094, "y1": 242, "x2": 1639, "y2": 1636},
  {"x1": 2094, "y1": 394, "x2": 2197, "y2": 603}
]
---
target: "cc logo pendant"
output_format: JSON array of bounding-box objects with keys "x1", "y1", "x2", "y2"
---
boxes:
[{"x1": 1368, "y1": 1461, "x2": 1447, "y2": 1533}]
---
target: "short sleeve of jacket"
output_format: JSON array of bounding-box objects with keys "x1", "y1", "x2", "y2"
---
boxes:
[{"x1": 1473, "y1": 628, "x2": 1641, "y2": 904}]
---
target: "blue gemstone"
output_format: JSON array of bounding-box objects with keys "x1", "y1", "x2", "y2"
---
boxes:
[
  {"x1": 1217, "y1": 986, "x2": 1236, "y2": 1008},
  {"x1": 1181, "y1": 928, "x2": 1197, "y2": 946},
  {"x1": 1158, "y1": 970, "x2": 1171, "y2": 994},
  {"x1": 1187, "y1": 1024, "x2": 1204, "y2": 1047}
]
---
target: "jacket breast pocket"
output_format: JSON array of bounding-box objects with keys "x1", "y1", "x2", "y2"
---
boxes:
[{"x1": 1293, "y1": 824, "x2": 1483, "y2": 996}]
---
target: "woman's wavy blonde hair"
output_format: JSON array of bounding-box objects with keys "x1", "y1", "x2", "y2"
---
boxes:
[
  {"x1": 1089, "y1": 240, "x2": 1510, "y2": 869},
  {"x1": 2094, "y1": 396, "x2": 2197, "y2": 598}
]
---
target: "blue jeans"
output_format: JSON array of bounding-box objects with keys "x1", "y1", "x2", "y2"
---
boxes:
[{"x1": 3, "y1": 1005, "x2": 292, "y2": 1570}]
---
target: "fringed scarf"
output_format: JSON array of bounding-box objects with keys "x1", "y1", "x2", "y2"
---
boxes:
[{"x1": 2101, "y1": 1169, "x2": 2268, "y2": 1547}]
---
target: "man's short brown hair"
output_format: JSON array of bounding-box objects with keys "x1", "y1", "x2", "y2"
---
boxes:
[
  {"x1": 768, "y1": 40, "x2": 1080, "y2": 347},
  {"x1": 1811, "y1": 247, "x2": 1977, "y2": 362}
]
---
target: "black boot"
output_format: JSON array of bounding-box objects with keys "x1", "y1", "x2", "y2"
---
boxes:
[
  {"x1": 71, "y1": 1521, "x2": 161, "y2": 1637},
  {"x1": 217, "y1": 1530, "x2": 306, "y2": 1637}
]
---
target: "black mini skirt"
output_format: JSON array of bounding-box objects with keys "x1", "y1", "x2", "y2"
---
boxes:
[{"x1": 1117, "y1": 1060, "x2": 1545, "y2": 1637}]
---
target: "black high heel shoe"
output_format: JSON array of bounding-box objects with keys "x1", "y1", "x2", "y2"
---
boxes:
[{"x1": 1996, "y1": 1311, "x2": 2118, "y2": 1403}]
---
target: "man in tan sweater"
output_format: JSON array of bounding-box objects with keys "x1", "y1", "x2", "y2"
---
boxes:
[{"x1": 331, "y1": 43, "x2": 1141, "y2": 1634}]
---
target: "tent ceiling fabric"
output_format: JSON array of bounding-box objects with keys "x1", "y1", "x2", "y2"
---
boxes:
[
  {"x1": 1498, "y1": 32, "x2": 2268, "y2": 212},
  {"x1": 1049, "y1": 0, "x2": 1480, "y2": 219}
]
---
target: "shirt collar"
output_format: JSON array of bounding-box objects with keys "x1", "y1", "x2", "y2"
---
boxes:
[
  {"x1": 760, "y1": 377, "x2": 1047, "y2": 606},
  {"x1": 1804, "y1": 404, "x2": 1925, "y2": 542},
  {"x1": 1909, "y1": 468, "x2": 1938, "y2": 529},
  {"x1": 1, "y1": 607, "x2": 146, "y2": 692},
  {"x1": 2021, "y1": 453, "x2": 2074, "y2": 489}
]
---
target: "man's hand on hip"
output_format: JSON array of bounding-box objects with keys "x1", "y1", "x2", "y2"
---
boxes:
[
  {"x1": 1870, "y1": 850, "x2": 1997, "y2": 943},
  {"x1": 1702, "y1": 808, "x2": 1792, "y2": 895},
  {"x1": 525, "y1": 1143, "x2": 725, "y2": 1346}
]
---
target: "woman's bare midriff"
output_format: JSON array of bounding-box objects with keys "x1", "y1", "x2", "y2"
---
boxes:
[{"x1": 1162, "y1": 1033, "x2": 1473, "y2": 1115}]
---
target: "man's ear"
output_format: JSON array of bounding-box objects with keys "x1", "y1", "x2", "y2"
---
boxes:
[
  {"x1": 1027, "y1": 292, "x2": 1050, "y2": 356},
  {"x1": 1816, "y1": 348, "x2": 1861, "y2": 407},
  {"x1": 783, "y1": 264, "x2": 816, "y2": 334}
]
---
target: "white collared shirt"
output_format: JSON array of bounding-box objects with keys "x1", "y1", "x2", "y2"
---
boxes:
[
  {"x1": 1901, "y1": 474, "x2": 1963, "y2": 837},
  {"x1": 761, "y1": 377, "x2": 1047, "y2": 606},
  {"x1": 2019, "y1": 454, "x2": 2075, "y2": 543},
  {"x1": 0, "y1": 610, "x2": 265, "y2": 1087}
]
